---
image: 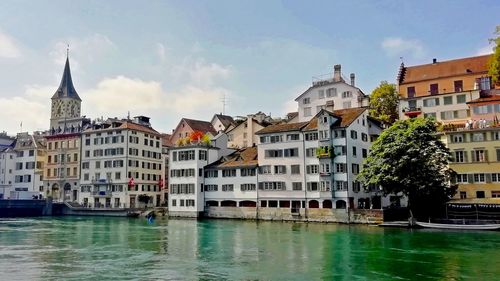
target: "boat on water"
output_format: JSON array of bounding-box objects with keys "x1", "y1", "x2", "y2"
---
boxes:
[{"x1": 415, "y1": 221, "x2": 500, "y2": 230}]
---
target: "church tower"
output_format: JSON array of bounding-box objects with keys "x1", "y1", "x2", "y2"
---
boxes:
[{"x1": 49, "y1": 55, "x2": 82, "y2": 134}]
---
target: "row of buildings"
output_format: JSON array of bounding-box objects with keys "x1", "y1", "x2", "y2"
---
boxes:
[{"x1": 1, "y1": 52, "x2": 498, "y2": 218}]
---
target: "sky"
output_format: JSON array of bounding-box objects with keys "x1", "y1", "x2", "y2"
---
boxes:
[{"x1": 0, "y1": 0, "x2": 498, "y2": 135}]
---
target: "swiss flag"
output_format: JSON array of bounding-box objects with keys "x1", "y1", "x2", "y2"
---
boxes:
[
  {"x1": 159, "y1": 177, "x2": 164, "y2": 189},
  {"x1": 128, "y1": 178, "x2": 135, "y2": 187}
]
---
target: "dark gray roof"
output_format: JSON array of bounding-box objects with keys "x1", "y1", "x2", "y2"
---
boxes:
[{"x1": 51, "y1": 57, "x2": 81, "y2": 101}]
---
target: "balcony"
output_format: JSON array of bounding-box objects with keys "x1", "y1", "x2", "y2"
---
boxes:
[
  {"x1": 316, "y1": 147, "x2": 334, "y2": 159},
  {"x1": 402, "y1": 107, "x2": 422, "y2": 118},
  {"x1": 92, "y1": 190, "x2": 112, "y2": 197},
  {"x1": 92, "y1": 179, "x2": 112, "y2": 185}
]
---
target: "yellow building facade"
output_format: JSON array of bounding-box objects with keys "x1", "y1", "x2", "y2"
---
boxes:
[{"x1": 440, "y1": 127, "x2": 500, "y2": 202}]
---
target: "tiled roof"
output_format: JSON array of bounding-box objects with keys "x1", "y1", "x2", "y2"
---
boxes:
[
  {"x1": 121, "y1": 122, "x2": 160, "y2": 135},
  {"x1": 214, "y1": 114, "x2": 235, "y2": 128},
  {"x1": 332, "y1": 107, "x2": 366, "y2": 127},
  {"x1": 161, "y1": 133, "x2": 173, "y2": 147},
  {"x1": 184, "y1": 118, "x2": 217, "y2": 135},
  {"x1": 400, "y1": 55, "x2": 491, "y2": 85},
  {"x1": 255, "y1": 121, "x2": 309, "y2": 135},
  {"x1": 207, "y1": 147, "x2": 258, "y2": 168},
  {"x1": 83, "y1": 119, "x2": 160, "y2": 135}
]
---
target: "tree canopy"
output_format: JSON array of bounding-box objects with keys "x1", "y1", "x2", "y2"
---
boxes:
[
  {"x1": 357, "y1": 117, "x2": 456, "y2": 218},
  {"x1": 488, "y1": 25, "x2": 500, "y2": 87},
  {"x1": 369, "y1": 81, "x2": 399, "y2": 125}
]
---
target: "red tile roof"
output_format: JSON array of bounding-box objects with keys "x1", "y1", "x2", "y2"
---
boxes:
[
  {"x1": 399, "y1": 55, "x2": 491, "y2": 85},
  {"x1": 208, "y1": 147, "x2": 258, "y2": 168},
  {"x1": 255, "y1": 121, "x2": 309, "y2": 135},
  {"x1": 184, "y1": 118, "x2": 217, "y2": 135}
]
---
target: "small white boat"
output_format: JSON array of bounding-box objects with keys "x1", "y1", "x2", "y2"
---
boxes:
[{"x1": 415, "y1": 221, "x2": 500, "y2": 230}]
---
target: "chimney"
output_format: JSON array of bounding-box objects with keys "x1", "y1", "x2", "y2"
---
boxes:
[
  {"x1": 432, "y1": 58, "x2": 437, "y2": 64},
  {"x1": 350, "y1": 73, "x2": 355, "y2": 87},
  {"x1": 333, "y1": 64, "x2": 341, "y2": 82}
]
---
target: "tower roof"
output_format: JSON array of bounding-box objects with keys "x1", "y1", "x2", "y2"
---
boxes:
[{"x1": 51, "y1": 57, "x2": 81, "y2": 101}]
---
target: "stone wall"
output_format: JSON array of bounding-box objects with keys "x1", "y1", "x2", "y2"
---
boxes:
[{"x1": 204, "y1": 207, "x2": 383, "y2": 224}]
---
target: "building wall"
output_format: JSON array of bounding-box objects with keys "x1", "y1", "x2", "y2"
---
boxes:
[
  {"x1": 79, "y1": 128, "x2": 163, "y2": 208},
  {"x1": 441, "y1": 128, "x2": 500, "y2": 200},
  {"x1": 399, "y1": 90, "x2": 480, "y2": 123},
  {"x1": 227, "y1": 119, "x2": 266, "y2": 149},
  {"x1": 170, "y1": 120, "x2": 194, "y2": 145},
  {"x1": 44, "y1": 134, "x2": 81, "y2": 201},
  {"x1": 0, "y1": 150, "x2": 16, "y2": 198},
  {"x1": 204, "y1": 167, "x2": 258, "y2": 203},
  {"x1": 13, "y1": 133, "x2": 45, "y2": 196},
  {"x1": 297, "y1": 83, "x2": 367, "y2": 122},
  {"x1": 399, "y1": 73, "x2": 484, "y2": 99}
]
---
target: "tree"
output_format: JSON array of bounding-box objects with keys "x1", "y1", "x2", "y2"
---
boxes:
[
  {"x1": 369, "y1": 81, "x2": 399, "y2": 125},
  {"x1": 357, "y1": 117, "x2": 457, "y2": 219},
  {"x1": 488, "y1": 25, "x2": 500, "y2": 87}
]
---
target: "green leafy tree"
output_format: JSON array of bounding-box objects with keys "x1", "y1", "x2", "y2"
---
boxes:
[
  {"x1": 357, "y1": 118, "x2": 457, "y2": 219},
  {"x1": 488, "y1": 25, "x2": 500, "y2": 86},
  {"x1": 369, "y1": 81, "x2": 399, "y2": 125}
]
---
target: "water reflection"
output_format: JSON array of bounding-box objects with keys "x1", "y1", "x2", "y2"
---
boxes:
[{"x1": 0, "y1": 218, "x2": 499, "y2": 280}]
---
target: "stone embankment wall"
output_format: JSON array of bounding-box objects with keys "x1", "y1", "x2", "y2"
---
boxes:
[
  {"x1": 204, "y1": 207, "x2": 383, "y2": 224},
  {"x1": 0, "y1": 199, "x2": 52, "y2": 217}
]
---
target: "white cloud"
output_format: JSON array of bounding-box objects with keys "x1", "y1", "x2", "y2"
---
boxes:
[
  {"x1": 475, "y1": 45, "x2": 493, "y2": 56},
  {"x1": 381, "y1": 37, "x2": 425, "y2": 58},
  {"x1": 49, "y1": 33, "x2": 115, "y2": 69},
  {"x1": 0, "y1": 30, "x2": 22, "y2": 59}
]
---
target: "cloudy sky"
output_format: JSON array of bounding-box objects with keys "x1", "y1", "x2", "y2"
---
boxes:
[{"x1": 0, "y1": 0, "x2": 498, "y2": 135}]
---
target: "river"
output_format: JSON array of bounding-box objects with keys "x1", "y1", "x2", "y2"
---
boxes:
[{"x1": 0, "y1": 217, "x2": 498, "y2": 280}]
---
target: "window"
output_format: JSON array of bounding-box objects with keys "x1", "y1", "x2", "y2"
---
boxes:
[
  {"x1": 178, "y1": 150, "x2": 195, "y2": 161},
  {"x1": 352, "y1": 146, "x2": 357, "y2": 157},
  {"x1": 259, "y1": 165, "x2": 271, "y2": 174},
  {"x1": 320, "y1": 181, "x2": 331, "y2": 192},
  {"x1": 284, "y1": 148, "x2": 299, "y2": 157},
  {"x1": 454, "y1": 80, "x2": 463, "y2": 92},
  {"x1": 240, "y1": 168, "x2": 255, "y2": 177},
  {"x1": 456, "y1": 94, "x2": 466, "y2": 104},
  {"x1": 241, "y1": 184, "x2": 256, "y2": 191},
  {"x1": 491, "y1": 173, "x2": 500, "y2": 182},
  {"x1": 320, "y1": 163, "x2": 330, "y2": 174},
  {"x1": 443, "y1": 96, "x2": 453, "y2": 105},
  {"x1": 335, "y1": 163, "x2": 347, "y2": 173},
  {"x1": 304, "y1": 107, "x2": 312, "y2": 117},
  {"x1": 334, "y1": 146, "x2": 346, "y2": 156},
  {"x1": 291, "y1": 165, "x2": 300, "y2": 174},
  {"x1": 352, "y1": 164, "x2": 359, "y2": 174},
  {"x1": 430, "y1": 83, "x2": 438, "y2": 95},
  {"x1": 407, "y1": 87, "x2": 415, "y2": 98},
  {"x1": 172, "y1": 200, "x2": 176, "y2": 207},
  {"x1": 306, "y1": 165, "x2": 318, "y2": 174},
  {"x1": 318, "y1": 90, "x2": 325, "y2": 99},
  {"x1": 454, "y1": 151, "x2": 465, "y2": 163},
  {"x1": 493, "y1": 132, "x2": 500, "y2": 141},
  {"x1": 362, "y1": 148, "x2": 368, "y2": 158},
  {"x1": 472, "y1": 150, "x2": 486, "y2": 162},
  {"x1": 303, "y1": 98, "x2": 310, "y2": 104},
  {"x1": 222, "y1": 169, "x2": 236, "y2": 177},
  {"x1": 423, "y1": 98, "x2": 439, "y2": 107},
  {"x1": 274, "y1": 165, "x2": 286, "y2": 174},
  {"x1": 258, "y1": 182, "x2": 286, "y2": 191},
  {"x1": 292, "y1": 182, "x2": 302, "y2": 190},
  {"x1": 222, "y1": 184, "x2": 234, "y2": 192},
  {"x1": 460, "y1": 192, "x2": 467, "y2": 199},
  {"x1": 471, "y1": 133, "x2": 485, "y2": 142},
  {"x1": 497, "y1": 149, "x2": 500, "y2": 161},
  {"x1": 265, "y1": 149, "x2": 283, "y2": 158},
  {"x1": 286, "y1": 134, "x2": 300, "y2": 141},
  {"x1": 304, "y1": 132, "x2": 318, "y2": 141},
  {"x1": 204, "y1": 185, "x2": 218, "y2": 191},
  {"x1": 452, "y1": 134, "x2": 464, "y2": 143},
  {"x1": 474, "y1": 173, "x2": 485, "y2": 183},
  {"x1": 478, "y1": 77, "x2": 491, "y2": 90},
  {"x1": 334, "y1": 130, "x2": 346, "y2": 138},
  {"x1": 326, "y1": 88, "x2": 337, "y2": 97},
  {"x1": 424, "y1": 112, "x2": 436, "y2": 118},
  {"x1": 350, "y1": 130, "x2": 358, "y2": 139},
  {"x1": 492, "y1": 191, "x2": 500, "y2": 198},
  {"x1": 361, "y1": 133, "x2": 368, "y2": 142},
  {"x1": 306, "y1": 182, "x2": 318, "y2": 191},
  {"x1": 342, "y1": 91, "x2": 352, "y2": 98},
  {"x1": 305, "y1": 148, "x2": 316, "y2": 157},
  {"x1": 199, "y1": 150, "x2": 207, "y2": 160},
  {"x1": 476, "y1": 191, "x2": 485, "y2": 198},
  {"x1": 319, "y1": 130, "x2": 329, "y2": 139},
  {"x1": 352, "y1": 181, "x2": 361, "y2": 192},
  {"x1": 335, "y1": 181, "x2": 348, "y2": 191}
]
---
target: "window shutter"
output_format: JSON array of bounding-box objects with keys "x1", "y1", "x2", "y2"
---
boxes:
[
  {"x1": 471, "y1": 151, "x2": 476, "y2": 162},
  {"x1": 485, "y1": 173, "x2": 492, "y2": 183},
  {"x1": 440, "y1": 112, "x2": 446, "y2": 120},
  {"x1": 450, "y1": 152, "x2": 456, "y2": 163},
  {"x1": 467, "y1": 174, "x2": 474, "y2": 183},
  {"x1": 484, "y1": 151, "x2": 489, "y2": 162},
  {"x1": 435, "y1": 98, "x2": 440, "y2": 105},
  {"x1": 497, "y1": 149, "x2": 500, "y2": 161},
  {"x1": 464, "y1": 151, "x2": 468, "y2": 163}
]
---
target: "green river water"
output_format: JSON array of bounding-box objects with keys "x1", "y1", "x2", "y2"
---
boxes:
[{"x1": 0, "y1": 217, "x2": 499, "y2": 281}]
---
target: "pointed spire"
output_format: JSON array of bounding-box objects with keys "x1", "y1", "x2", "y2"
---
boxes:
[{"x1": 51, "y1": 51, "x2": 81, "y2": 101}]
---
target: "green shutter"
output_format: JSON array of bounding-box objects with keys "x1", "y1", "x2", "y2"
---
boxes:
[
  {"x1": 486, "y1": 173, "x2": 492, "y2": 183},
  {"x1": 467, "y1": 174, "x2": 474, "y2": 183}
]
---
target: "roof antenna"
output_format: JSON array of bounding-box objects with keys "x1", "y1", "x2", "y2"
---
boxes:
[{"x1": 67, "y1": 44, "x2": 70, "y2": 58}]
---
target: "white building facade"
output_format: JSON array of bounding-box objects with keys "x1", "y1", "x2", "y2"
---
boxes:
[
  {"x1": 295, "y1": 65, "x2": 369, "y2": 122},
  {"x1": 12, "y1": 132, "x2": 46, "y2": 199},
  {"x1": 79, "y1": 116, "x2": 163, "y2": 208}
]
